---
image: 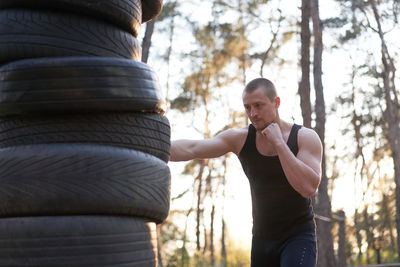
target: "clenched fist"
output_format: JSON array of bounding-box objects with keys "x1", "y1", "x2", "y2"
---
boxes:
[{"x1": 261, "y1": 123, "x2": 284, "y2": 147}]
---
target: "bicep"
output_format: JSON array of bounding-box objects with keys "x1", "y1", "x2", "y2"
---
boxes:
[
  {"x1": 195, "y1": 129, "x2": 244, "y2": 158},
  {"x1": 296, "y1": 130, "x2": 323, "y2": 176},
  {"x1": 193, "y1": 137, "x2": 232, "y2": 158}
]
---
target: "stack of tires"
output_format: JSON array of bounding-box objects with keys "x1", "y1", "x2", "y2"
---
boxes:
[{"x1": 0, "y1": 1, "x2": 170, "y2": 266}]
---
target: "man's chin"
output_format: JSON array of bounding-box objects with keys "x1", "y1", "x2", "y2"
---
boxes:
[{"x1": 254, "y1": 122, "x2": 270, "y2": 131}]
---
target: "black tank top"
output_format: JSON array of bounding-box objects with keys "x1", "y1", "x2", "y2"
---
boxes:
[{"x1": 238, "y1": 124, "x2": 315, "y2": 240}]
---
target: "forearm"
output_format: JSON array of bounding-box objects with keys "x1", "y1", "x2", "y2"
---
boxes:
[
  {"x1": 170, "y1": 140, "x2": 199, "y2": 162},
  {"x1": 169, "y1": 129, "x2": 240, "y2": 162},
  {"x1": 275, "y1": 142, "x2": 320, "y2": 198}
]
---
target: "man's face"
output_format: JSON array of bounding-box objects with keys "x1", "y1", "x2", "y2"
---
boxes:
[{"x1": 242, "y1": 87, "x2": 278, "y2": 131}]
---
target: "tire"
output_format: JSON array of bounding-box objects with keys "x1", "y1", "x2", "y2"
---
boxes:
[
  {"x1": 0, "y1": 216, "x2": 158, "y2": 266},
  {"x1": 0, "y1": 0, "x2": 142, "y2": 36},
  {"x1": 142, "y1": 0, "x2": 163, "y2": 22},
  {"x1": 0, "y1": 144, "x2": 171, "y2": 222},
  {"x1": 0, "y1": 112, "x2": 171, "y2": 162},
  {"x1": 0, "y1": 9, "x2": 141, "y2": 64},
  {"x1": 0, "y1": 57, "x2": 165, "y2": 116}
]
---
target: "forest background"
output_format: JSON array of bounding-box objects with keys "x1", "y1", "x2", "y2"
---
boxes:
[{"x1": 139, "y1": 0, "x2": 400, "y2": 266}]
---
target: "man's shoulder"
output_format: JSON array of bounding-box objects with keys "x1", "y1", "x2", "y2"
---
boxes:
[
  {"x1": 223, "y1": 126, "x2": 249, "y2": 138},
  {"x1": 297, "y1": 126, "x2": 319, "y2": 138},
  {"x1": 218, "y1": 126, "x2": 249, "y2": 155},
  {"x1": 297, "y1": 126, "x2": 322, "y2": 150}
]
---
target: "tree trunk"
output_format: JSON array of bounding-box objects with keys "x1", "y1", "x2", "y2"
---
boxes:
[
  {"x1": 364, "y1": 208, "x2": 373, "y2": 264},
  {"x1": 203, "y1": 225, "x2": 208, "y2": 254},
  {"x1": 165, "y1": 15, "x2": 176, "y2": 107},
  {"x1": 368, "y1": 0, "x2": 400, "y2": 259},
  {"x1": 181, "y1": 207, "x2": 192, "y2": 267},
  {"x1": 157, "y1": 224, "x2": 163, "y2": 267},
  {"x1": 337, "y1": 210, "x2": 346, "y2": 267},
  {"x1": 220, "y1": 156, "x2": 229, "y2": 267},
  {"x1": 221, "y1": 219, "x2": 227, "y2": 266},
  {"x1": 195, "y1": 162, "x2": 206, "y2": 251},
  {"x1": 259, "y1": 9, "x2": 282, "y2": 79},
  {"x1": 299, "y1": 0, "x2": 312, "y2": 128},
  {"x1": 210, "y1": 205, "x2": 215, "y2": 267},
  {"x1": 237, "y1": 0, "x2": 247, "y2": 85},
  {"x1": 382, "y1": 193, "x2": 396, "y2": 251},
  {"x1": 141, "y1": 20, "x2": 156, "y2": 63},
  {"x1": 376, "y1": 248, "x2": 381, "y2": 264},
  {"x1": 310, "y1": 0, "x2": 336, "y2": 266},
  {"x1": 354, "y1": 210, "x2": 363, "y2": 262}
]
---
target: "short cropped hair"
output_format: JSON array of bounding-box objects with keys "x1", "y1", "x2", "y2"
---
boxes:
[{"x1": 244, "y1": 78, "x2": 277, "y2": 102}]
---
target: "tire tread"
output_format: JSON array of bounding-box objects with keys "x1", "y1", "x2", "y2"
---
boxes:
[{"x1": 0, "y1": 9, "x2": 141, "y2": 63}]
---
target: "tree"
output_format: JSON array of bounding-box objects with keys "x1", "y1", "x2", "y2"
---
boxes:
[
  {"x1": 367, "y1": 0, "x2": 400, "y2": 259},
  {"x1": 142, "y1": 19, "x2": 156, "y2": 63},
  {"x1": 141, "y1": 0, "x2": 180, "y2": 66},
  {"x1": 299, "y1": 0, "x2": 312, "y2": 128},
  {"x1": 322, "y1": 0, "x2": 399, "y2": 263},
  {"x1": 298, "y1": 0, "x2": 337, "y2": 266},
  {"x1": 170, "y1": 3, "x2": 251, "y2": 263}
]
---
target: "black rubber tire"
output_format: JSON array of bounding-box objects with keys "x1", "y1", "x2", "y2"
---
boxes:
[
  {"x1": 0, "y1": 57, "x2": 165, "y2": 116},
  {"x1": 0, "y1": 144, "x2": 171, "y2": 222},
  {"x1": 0, "y1": 112, "x2": 170, "y2": 162},
  {"x1": 142, "y1": 0, "x2": 163, "y2": 22},
  {"x1": 0, "y1": 215, "x2": 158, "y2": 266},
  {"x1": 0, "y1": 0, "x2": 142, "y2": 36},
  {"x1": 0, "y1": 9, "x2": 141, "y2": 64}
]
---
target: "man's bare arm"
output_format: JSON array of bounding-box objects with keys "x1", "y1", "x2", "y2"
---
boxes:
[
  {"x1": 275, "y1": 128, "x2": 322, "y2": 198},
  {"x1": 169, "y1": 128, "x2": 246, "y2": 162},
  {"x1": 262, "y1": 124, "x2": 322, "y2": 198}
]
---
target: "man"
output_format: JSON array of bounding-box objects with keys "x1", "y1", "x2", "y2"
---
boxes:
[{"x1": 170, "y1": 78, "x2": 322, "y2": 267}]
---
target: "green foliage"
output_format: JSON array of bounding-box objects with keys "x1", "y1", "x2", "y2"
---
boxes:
[
  {"x1": 161, "y1": 220, "x2": 184, "y2": 245},
  {"x1": 247, "y1": 0, "x2": 269, "y2": 11},
  {"x1": 345, "y1": 190, "x2": 398, "y2": 265},
  {"x1": 164, "y1": 247, "x2": 191, "y2": 267},
  {"x1": 170, "y1": 16, "x2": 249, "y2": 111},
  {"x1": 157, "y1": 1, "x2": 180, "y2": 22},
  {"x1": 170, "y1": 94, "x2": 194, "y2": 113},
  {"x1": 323, "y1": 17, "x2": 348, "y2": 28},
  {"x1": 161, "y1": 238, "x2": 251, "y2": 267},
  {"x1": 225, "y1": 244, "x2": 251, "y2": 267},
  {"x1": 328, "y1": 0, "x2": 399, "y2": 44},
  {"x1": 329, "y1": 2, "x2": 399, "y2": 263},
  {"x1": 183, "y1": 160, "x2": 202, "y2": 175}
]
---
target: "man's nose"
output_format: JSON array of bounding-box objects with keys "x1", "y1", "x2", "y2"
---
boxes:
[{"x1": 249, "y1": 108, "x2": 257, "y2": 117}]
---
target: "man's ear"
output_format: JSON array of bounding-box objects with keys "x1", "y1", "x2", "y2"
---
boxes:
[{"x1": 275, "y1": 97, "x2": 280, "y2": 108}]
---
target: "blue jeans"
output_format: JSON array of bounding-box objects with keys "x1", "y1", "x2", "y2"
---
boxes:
[{"x1": 251, "y1": 231, "x2": 317, "y2": 267}]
